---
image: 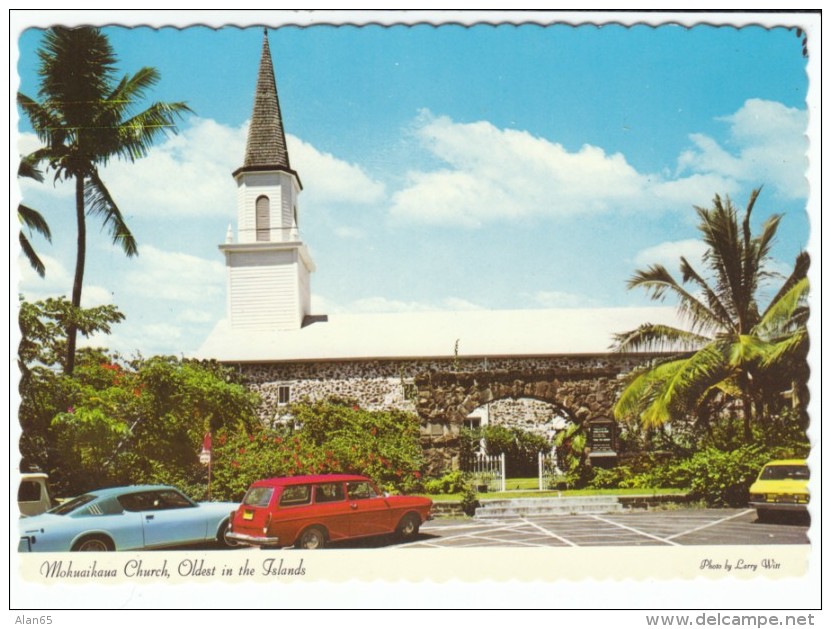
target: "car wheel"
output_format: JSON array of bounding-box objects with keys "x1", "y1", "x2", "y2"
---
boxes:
[
  {"x1": 217, "y1": 520, "x2": 237, "y2": 548},
  {"x1": 396, "y1": 513, "x2": 420, "y2": 539},
  {"x1": 72, "y1": 535, "x2": 114, "y2": 552},
  {"x1": 295, "y1": 526, "x2": 327, "y2": 550}
]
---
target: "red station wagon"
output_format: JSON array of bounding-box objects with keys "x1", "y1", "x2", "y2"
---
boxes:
[{"x1": 226, "y1": 474, "x2": 433, "y2": 549}]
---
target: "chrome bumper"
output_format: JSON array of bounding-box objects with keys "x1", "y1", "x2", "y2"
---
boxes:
[
  {"x1": 226, "y1": 531, "x2": 281, "y2": 547},
  {"x1": 750, "y1": 502, "x2": 808, "y2": 512}
]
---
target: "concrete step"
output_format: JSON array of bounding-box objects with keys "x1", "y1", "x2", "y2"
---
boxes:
[{"x1": 474, "y1": 496, "x2": 622, "y2": 519}]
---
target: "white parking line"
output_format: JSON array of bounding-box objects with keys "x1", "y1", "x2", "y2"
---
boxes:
[
  {"x1": 472, "y1": 534, "x2": 553, "y2": 548},
  {"x1": 520, "y1": 518, "x2": 578, "y2": 547},
  {"x1": 666, "y1": 509, "x2": 753, "y2": 541},
  {"x1": 589, "y1": 515, "x2": 681, "y2": 546},
  {"x1": 420, "y1": 522, "x2": 527, "y2": 544}
]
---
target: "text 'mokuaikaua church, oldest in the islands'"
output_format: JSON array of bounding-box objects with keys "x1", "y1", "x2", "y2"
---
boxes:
[{"x1": 197, "y1": 32, "x2": 678, "y2": 473}]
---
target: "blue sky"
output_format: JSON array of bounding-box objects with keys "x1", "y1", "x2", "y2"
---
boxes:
[{"x1": 13, "y1": 13, "x2": 813, "y2": 358}]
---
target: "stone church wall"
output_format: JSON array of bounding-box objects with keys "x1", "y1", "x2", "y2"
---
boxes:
[{"x1": 237, "y1": 354, "x2": 648, "y2": 474}]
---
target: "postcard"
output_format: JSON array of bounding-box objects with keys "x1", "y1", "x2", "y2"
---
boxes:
[{"x1": 10, "y1": 10, "x2": 820, "y2": 615}]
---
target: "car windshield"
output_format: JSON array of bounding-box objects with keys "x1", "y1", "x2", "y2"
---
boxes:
[
  {"x1": 760, "y1": 465, "x2": 809, "y2": 481},
  {"x1": 47, "y1": 494, "x2": 97, "y2": 516}
]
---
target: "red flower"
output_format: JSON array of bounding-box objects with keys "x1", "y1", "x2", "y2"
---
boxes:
[
  {"x1": 231, "y1": 461, "x2": 240, "y2": 468},
  {"x1": 249, "y1": 434, "x2": 255, "y2": 442},
  {"x1": 274, "y1": 437, "x2": 282, "y2": 444},
  {"x1": 239, "y1": 447, "x2": 246, "y2": 455},
  {"x1": 414, "y1": 471, "x2": 421, "y2": 478}
]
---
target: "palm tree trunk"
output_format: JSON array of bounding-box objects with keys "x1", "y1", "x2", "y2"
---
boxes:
[{"x1": 66, "y1": 176, "x2": 86, "y2": 376}]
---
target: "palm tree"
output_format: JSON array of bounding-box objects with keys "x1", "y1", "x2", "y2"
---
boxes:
[
  {"x1": 18, "y1": 26, "x2": 192, "y2": 374},
  {"x1": 18, "y1": 158, "x2": 52, "y2": 277},
  {"x1": 612, "y1": 188, "x2": 809, "y2": 443}
]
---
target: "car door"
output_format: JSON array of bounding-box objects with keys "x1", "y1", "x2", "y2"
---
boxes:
[
  {"x1": 346, "y1": 481, "x2": 392, "y2": 538},
  {"x1": 133, "y1": 490, "x2": 208, "y2": 547},
  {"x1": 310, "y1": 482, "x2": 351, "y2": 541}
]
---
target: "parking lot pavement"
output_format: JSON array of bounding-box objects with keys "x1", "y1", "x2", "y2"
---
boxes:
[{"x1": 408, "y1": 509, "x2": 810, "y2": 548}]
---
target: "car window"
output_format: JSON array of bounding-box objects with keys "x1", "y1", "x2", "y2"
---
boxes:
[
  {"x1": 760, "y1": 465, "x2": 810, "y2": 481},
  {"x1": 314, "y1": 483, "x2": 345, "y2": 503},
  {"x1": 279, "y1": 485, "x2": 311, "y2": 507},
  {"x1": 18, "y1": 480, "x2": 42, "y2": 502},
  {"x1": 48, "y1": 494, "x2": 96, "y2": 516},
  {"x1": 243, "y1": 486, "x2": 274, "y2": 507},
  {"x1": 118, "y1": 492, "x2": 157, "y2": 512},
  {"x1": 77, "y1": 497, "x2": 124, "y2": 516},
  {"x1": 347, "y1": 481, "x2": 378, "y2": 501}
]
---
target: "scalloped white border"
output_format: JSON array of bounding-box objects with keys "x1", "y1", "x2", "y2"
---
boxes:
[{"x1": 8, "y1": 9, "x2": 821, "y2": 615}]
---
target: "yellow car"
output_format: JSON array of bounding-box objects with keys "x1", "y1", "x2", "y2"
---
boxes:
[{"x1": 748, "y1": 459, "x2": 809, "y2": 521}]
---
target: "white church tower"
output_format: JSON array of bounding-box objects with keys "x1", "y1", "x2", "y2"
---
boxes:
[{"x1": 220, "y1": 31, "x2": 315, "y2": 330}]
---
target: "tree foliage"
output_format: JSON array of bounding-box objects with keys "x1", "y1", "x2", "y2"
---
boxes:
[
  {"x1": 18, "y1": 298, "x2": 259, "y2": 498},
  {"x1": 210, "y1": 399, "x2": 425, "y2": 502},
  {"x1": 613, "y1": 189, "x2": 809, "y2": 443},
  {"x1": 18, "y1": 26, "x2": 192, "y2": 374}
]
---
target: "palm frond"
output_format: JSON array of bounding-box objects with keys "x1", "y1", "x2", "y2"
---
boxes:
[
  {"x1": 613, "y1": 359, "x2": 687, "y2": 424},
  {"x1": 19, "y1": 231, "x2": 46, "y2": 278},
  {"x1": 726, "y1": 334, "x2": 768, "y2": 367},
  {"x1": 611, "y1": 323, "x2": 709, "y2": 353},
  {"x1": 18, "y1": 155, "x2": 45, "y2": 182},
  {"x1": 763, "y1": 252, "x2": 810, "y2": 318},
  {"x1": 18, "y1": 204, "x2": 52, "y2": 242},
  {"x1": 627, "y1": 264, "x2": 724, "y2": 334},
  {"x1": 113, "y1": 100, "x2": 193, "y2": 162},
  {"x1": 755, "y1": 277, "x2": 809, "y2": 340},
  {"x1": 85, "y1": 170, "x2": 138, "y2": 257},
  {"x1": 757, "y1": 329, "x2": 808, "y2": 369},
  {"x1": 678, "y1": 256, "x2": 734, "y2": 329}
]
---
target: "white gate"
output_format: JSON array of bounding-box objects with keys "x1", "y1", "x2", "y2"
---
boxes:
[
  {"x1": 467, "y1": 453, "x2": 506, "y2": 493},
  {"x1": 538, "y1": 450, "x2": 561, "y2": 491}
]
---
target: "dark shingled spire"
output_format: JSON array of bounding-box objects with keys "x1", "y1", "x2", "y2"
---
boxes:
[{"x1": 240, "y1": 30, "x2": 291, "y2": 171}]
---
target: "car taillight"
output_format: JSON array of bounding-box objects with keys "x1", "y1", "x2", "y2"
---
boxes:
[
  {"x1": 229, "y1": 510, "x2": 236, "y2": 530},
  {"x1": 263, "y1": 513, "x2": 272, "y2": 535}
]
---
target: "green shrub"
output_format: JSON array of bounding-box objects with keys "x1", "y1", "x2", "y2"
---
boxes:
[
  {"x1": 423, "y1": 470, "x2": 469, "y2": 495},
  {"x1": 587, "y1": 465, "x2": 633, "y2": 489},
  {"x1": 642, "y1": 445, "x2": 773, "y2": 507},
  {"x1": 459, "y1": 481, "x2": 479, "y2": 516},
  {"x1": 209, "y1": 399, "x2": 425, "y2": 502}
]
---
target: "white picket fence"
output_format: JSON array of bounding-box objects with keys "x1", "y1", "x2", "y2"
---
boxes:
[
  {"x1": 467, "y1": 453, "x2": 506, "y2": 493},
  {"x1": 538, "y1": 450, "x2": 562, "y2": 490}
]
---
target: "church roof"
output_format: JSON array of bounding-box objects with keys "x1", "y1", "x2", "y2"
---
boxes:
[
  {"x1": 235, "y1": 31, "x2": 295, "y2": 178},
  {"x1": 195, "y1": 307, "x2": 683, "y2": 363}
]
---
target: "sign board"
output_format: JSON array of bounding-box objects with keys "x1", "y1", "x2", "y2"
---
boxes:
[
  {"x1": 199, "y1": 450, "x2": 211, "y2": 465},
  {"x1": 587, "y1": 417, "x2": 618, "y2": 466}
]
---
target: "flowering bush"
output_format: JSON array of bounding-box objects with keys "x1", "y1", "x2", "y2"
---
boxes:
[{"x1": 210, "y1": 399, "x2": 425, "y2": 501}]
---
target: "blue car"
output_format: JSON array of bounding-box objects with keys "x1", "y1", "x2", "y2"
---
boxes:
[{"x1": 19, "y1": 485, "x2": 239, "y2": 552}]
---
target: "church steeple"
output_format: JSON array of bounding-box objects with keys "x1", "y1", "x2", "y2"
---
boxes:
[
  {"x1": 241, "y1": 30, "x2": 291, "y2": 171},
  {"x1": 220, "y1": 29, "x2": 315, "y2": 332}
]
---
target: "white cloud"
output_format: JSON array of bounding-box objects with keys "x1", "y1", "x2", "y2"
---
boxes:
[
  {"x1": 17, "y1": 253, "x2": 113, "y2": 307},
  {"x1": 633, "y1": 239, "x2": 709, "y2": 270},
  {"x1": 389, "y1": 100, "x2": 807, "y2": 227},
  {"x1": 333, "y1": 226, "x2": 365, "y2": 239},
  {"x1": 529, "y1": 290, "x2": 601, "y2": 308},
  {"x1": 98, "y1": 118, "x2": 245, "y2": 219},
  {"x1": 124, "y1": 244, "x2": 224, "y2": 302},
  {"x1": 287, "y1": 136, "x2": 385, "y2": 206},
  {"x1": 677, "y1": 99, "x2": 808, "y2": 200},
  {"x1": 18, "y1": 119, "x2": 387, "y2": 222}
]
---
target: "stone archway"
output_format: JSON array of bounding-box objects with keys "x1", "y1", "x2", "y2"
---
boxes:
[{"x1": 414, "y1": 367, "x2": 621, "y2": 474}]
